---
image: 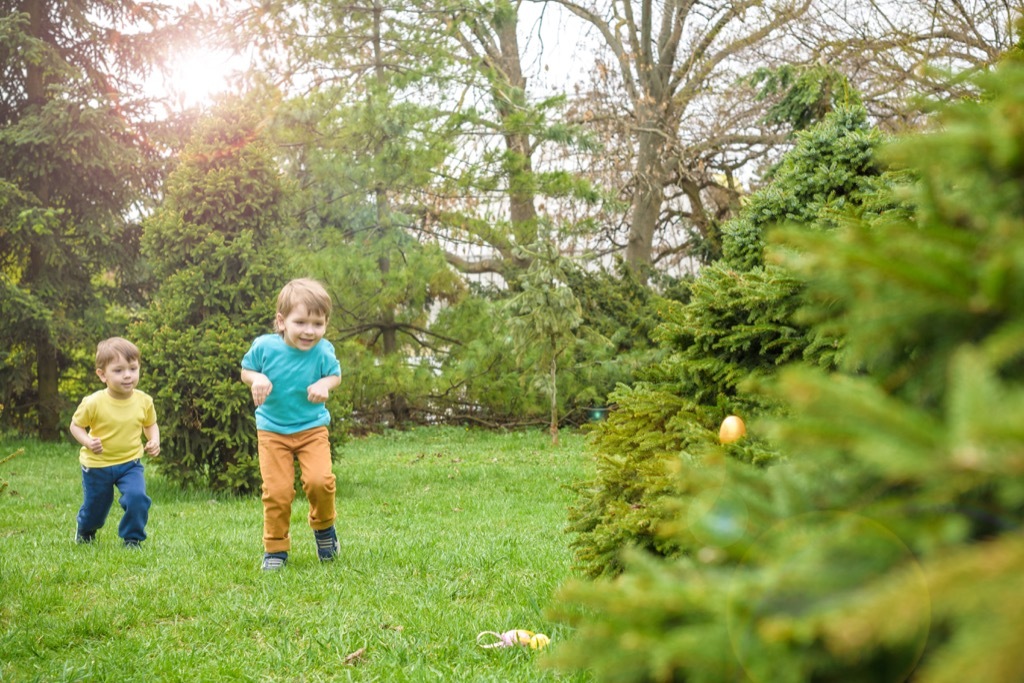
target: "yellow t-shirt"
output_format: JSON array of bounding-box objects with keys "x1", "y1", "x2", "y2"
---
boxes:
[{"x1": 72, "y1": 389, "x2": 157, "y2": 468}]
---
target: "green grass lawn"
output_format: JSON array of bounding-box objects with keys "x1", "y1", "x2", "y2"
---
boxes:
[{"x1": 0, "y1": 427, "x2": 595, "y2": 682}]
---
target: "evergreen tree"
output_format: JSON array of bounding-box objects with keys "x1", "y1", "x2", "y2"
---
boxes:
[
  {"x1": 423, "y1": 258, "x2": 665, "y2": 430},
  {"x1": 266, "y1": 0, "x2": 465, "y2": 428},
  {"x1": 133, "y1": 97, "x2": 290, "y2": 493},
  {"x1": 549, "y1": 60, "x2": 1024, "y2": 683},
  {"x1": 566, "y1": 106, "x2": 886, "y2": 578},
  {"x1": 0, "y1": 0, "x2": 172, "y2": 438},
  {"x1": 748, "y1": 63, "x2": 861, "y2": 133},
  {"x1": 428, "y1": 291, "x2": 550, "y2": 428},
  {"x1": 562, "y1": 262, "x2": 672, "y2": 422},
  {"x1": 504, "y1": 238, "x2": 584, "y2": 445}
]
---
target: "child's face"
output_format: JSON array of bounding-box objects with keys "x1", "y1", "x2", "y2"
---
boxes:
[
  {"x1": 276, "y1": 304, "x2": 328, "y2": 351},
  {"x1": 97, "y1": 354, "x2": 140, "y2": 400}
]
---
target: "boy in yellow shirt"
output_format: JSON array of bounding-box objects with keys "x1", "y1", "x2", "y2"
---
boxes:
[{"x1": 70, "y1": 337, "x2": 161, "y2": 547}]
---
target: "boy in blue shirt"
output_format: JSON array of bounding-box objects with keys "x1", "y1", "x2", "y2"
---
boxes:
[{"x1": 242, "y1": 278, "x2": 342, "y2": 571}]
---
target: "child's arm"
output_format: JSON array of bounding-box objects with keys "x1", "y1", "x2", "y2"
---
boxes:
[
  {"x1": 241, "y1": 368, "x2": 273, "y2": 407},
  {"x1": 70, "y1": 421, "x2": 103, "y2": 454},
  {"x1": 307, "y1": 374, "x2": 341, "y2": 404},
  {"x1": 143, "y1": 422, "x2": 161, "y2": 457}
]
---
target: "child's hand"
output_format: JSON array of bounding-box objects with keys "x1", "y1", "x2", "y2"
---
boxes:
[
  {"x1": 86, "y1": 437, "x2": 103, "y2": 454},
  {"x1": 250, "y1": 374, "x2": 273, "y2": 406},
  {"x1": 307, "y1": 378, "x2": 333, "y2": 404},
  {"x1": 144, "y1": 440, "x2": 161, "y2": 457}
]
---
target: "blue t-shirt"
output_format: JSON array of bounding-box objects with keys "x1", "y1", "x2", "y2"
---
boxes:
[{"x1": 241, "y1": 334, "x2": 342, "y2": 434}]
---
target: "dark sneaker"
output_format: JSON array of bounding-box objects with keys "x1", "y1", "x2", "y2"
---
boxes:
[
  {"x1": 314, "y1": 526, "x2": 339, "y2": 562},
  {"x1": 262, "y1": 552, "x2": 288, "y2": 571},
  {"x1": 123, "y1": 539, "x2": 142, "y2": 549},
  {"x1": 75, "y1": 530, "x2": 95, "y2": 544}
]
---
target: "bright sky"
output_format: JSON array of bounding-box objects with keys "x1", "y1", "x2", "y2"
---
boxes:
[
  {"x1": 146, "y1": 44, "x2": 242, "y2": 109},
  {"x1": 140, "y1": 1, "x2": 589, "y2": 111},
  {"x1": 139, "y1": 0, "x2": 253, "y2": 111},
  {"x1": 519, "y1": 1, "x2": 597, "y2": 96}
]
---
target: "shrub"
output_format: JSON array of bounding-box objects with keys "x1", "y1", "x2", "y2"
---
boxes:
[
  {"x1": 133, "y1": 97, "x2": 291, "y2": 493},
  {"x1": 424, "y1": 264, "x2": 674, "y2": 430}
]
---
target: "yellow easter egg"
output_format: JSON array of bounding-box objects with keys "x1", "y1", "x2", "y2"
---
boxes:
[
  {"x1": 529, "y1": 633, "x2": 550, "y2": 650},
  {"x1": 719, "y1": 415, "x2": 746, "y2": 444}
]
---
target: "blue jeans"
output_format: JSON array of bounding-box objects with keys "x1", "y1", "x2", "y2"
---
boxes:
[{"x1": 77, "y1": 459, "x2": 151, "y2": 543}]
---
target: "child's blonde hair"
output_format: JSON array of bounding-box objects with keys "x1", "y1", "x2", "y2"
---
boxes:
[
  {"x1": 95, "y1": 337, "x2": 140, "y2": 370},
  {"x1": 277, "y1": 278, "x2": 332, "y2": 320}
]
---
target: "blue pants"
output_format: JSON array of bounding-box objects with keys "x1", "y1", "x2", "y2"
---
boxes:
[{"x1": 77, "y1": 459, "x2": 151, "y2": 543}]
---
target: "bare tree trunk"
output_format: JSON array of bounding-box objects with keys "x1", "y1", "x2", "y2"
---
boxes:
[
  {"x1": 377, "y1": 247, "x2": 409, "y2": 425},
  {"x1": 443, "y1": 6, "x2": 537, "y2": 278},
  {"x1": 626, "y1": 125, "x2": 666, "y2": 277},
  {"x1": 549, "y1": 355, "x2": 559, "y2": 446},
  {"x1": 33, "y1": 293, "x2": 62, "y2": 441},
  {"x1": 494, "y1": 18, "x2": 538, "y2": 240},
  {"x1": 26, "y1": 0, "x2": 61, "y2": 441},
  {"x1": 371, "y1": 1, "x2": 409, "y2": 425}
]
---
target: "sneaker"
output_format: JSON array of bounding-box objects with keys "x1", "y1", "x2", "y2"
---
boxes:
[
  {"x1": 262, "y1": 552, "x2": 288, "y2": 571},
  {"x1": 314, "y1": 526, "x2": 339, "y2": 562},
  {"x1": 123, "y1": 539, "x2": 142, "y2": 549},
  {"x1": 75, "y1": 530, "x2": 95, "y2": 544}
]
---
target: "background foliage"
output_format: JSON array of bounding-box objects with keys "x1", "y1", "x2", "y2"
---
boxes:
[
  {"x1": 565, "y1": 104, "x2": 888, "y2": 579},
  {"x1": 548, "y1": 59, "x2": 1024, "y2": 683},
  {"x1": 3, "y1": 6, "x2": 1024, "y2": 680}
]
